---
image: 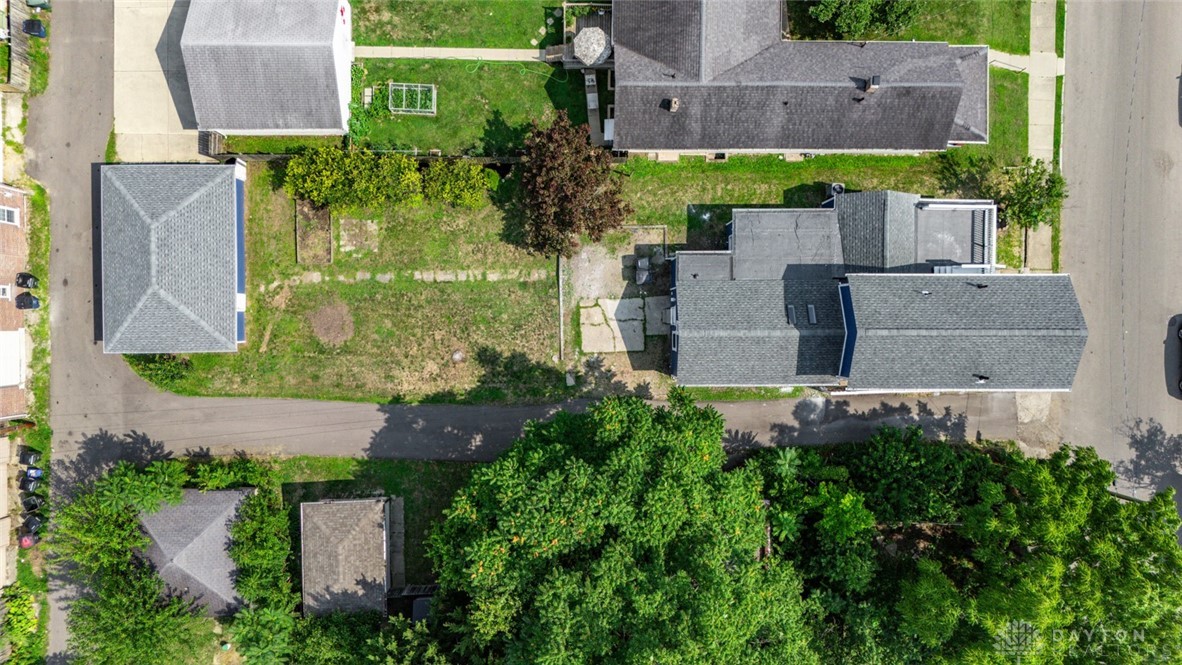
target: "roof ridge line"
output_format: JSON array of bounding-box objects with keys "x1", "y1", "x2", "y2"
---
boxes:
[
  {"x1": 106, "y1": 288, "x2": 153, "y2": 349},
  {"x1": 151, "y1": 169, "x2": 232, "y2": 229},
  {"x1": 156, "y1": 287, "x2": 237, "y2": 349}
]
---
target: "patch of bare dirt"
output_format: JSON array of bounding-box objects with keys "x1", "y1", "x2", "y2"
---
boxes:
[
  {"x1": 295, "y1": 199, "x2": 332, "y2": 264},
  {"x1": 308, "y1": 302, "x2": 354, "y2": 347}
]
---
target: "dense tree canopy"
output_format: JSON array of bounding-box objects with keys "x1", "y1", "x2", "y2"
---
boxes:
[
  {"x1": 421, "y1": 398, "x2": 1182, "y2": 665},
  {"x1": 808, "y1": 0, "x2": 922, "y2": 39},
  {"x1": 518, "y1": 111, "x2": 632, "y2": 257},
  {"x1": 428, "y1": 392, "x2": 818, "y2": 663}
]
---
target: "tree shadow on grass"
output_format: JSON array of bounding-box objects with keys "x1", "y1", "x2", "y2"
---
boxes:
[
  {"x1": 545, "y1": 67, "x2": 589, "y2": 127},
  {"x1": 492, "y1": 170, "x2": 529, "y2": 251},
  {"x1": 480, "y1": 109, "x2": 529, "y2": 159}
]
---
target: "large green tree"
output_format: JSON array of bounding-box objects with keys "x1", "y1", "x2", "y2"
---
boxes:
[
  {"x1": 808, "y1": 0, "x2": 922, "y2": 39},
  {"x1": 428, "y1": 392, "x2": 818, "y2": 664},
  {"x1": 762, "y1": 426, "x2": 1182, "y2": 664}
]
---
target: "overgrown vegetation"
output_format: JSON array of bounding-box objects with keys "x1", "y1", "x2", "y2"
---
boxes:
[
  {"x1": 788, "y1": 0, "x2": 1030, "y2": 54},
  {"x1": 807, "y1": 0, "x2": 922, "y2": 39},
  {"x1": 519, "y1": 111, "x2": 631, "y2": 257},
  {"x1": 285, "y1": 145, "x2": 423, "y2": 209},
  {"x1": 410, "y1": 394, "x2": 1182, "y2": 663},
  {"x1": 352, "y1": 0, "x2": 561, "y2": 48},
  {"x1": 2, "y1": 585, "x2": 43, "y2": 664},
  {"x1": 50, "y1": 460, "x2": 211, "y2": 664},
  {"x1": 27, "y1": 19, "x2": 49, "y2": 96},
  {"x1": 423, "y1": 159, "x2": 491, "y2": 208},
  {"x1": 124, "y1": 354, "x2": 192, "y2": 392}
]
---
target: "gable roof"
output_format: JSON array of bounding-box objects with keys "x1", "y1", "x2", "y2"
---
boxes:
[
  {"x1": 611, "y1": 0, "x2": 988, "y2": 151},
  {"x1": 674, "y1": 278, "x2": 844, "y2": 386},
  {"x1": 101, "y1": 165, "x2": 239, "y2": 354},
  {"x1": 300, "y1": 499, "x2": 389, "y2": 615},
  {"x1": 843, "y1": 274, "x2": 1088, "y2": 391},
  {"x1": 141, "y1": 489, "x2": 251, "y2": 616},
  {"x1": 180, "y1": 0, "x2": 348, "y2": 132}
]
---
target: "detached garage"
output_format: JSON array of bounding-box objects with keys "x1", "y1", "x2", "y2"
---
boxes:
[{"x1": 100, "y1": 162, "x2": 247, "y2": 354}]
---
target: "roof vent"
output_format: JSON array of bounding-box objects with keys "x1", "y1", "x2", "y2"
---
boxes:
[
  {"x1": 973, "y1": 374, "x2": 990, "y2": 384},
  {"x1": 787, "y1": 305, "x2": 796, "y2": 325},
  {"x1": 663, "y1": 97, "x2": 681, "y2": 113},
  {"x1": 865, "y1": 75, "x2": 880, "y2": 93},
  {"x1": 920, "y1": 290, "x2": 932, "y2": 296},
  {"x1": 972, "y1": 282, "x2": 989, "y2": 289},
  {"x1": 807, "y1": 304, "x2": 817, "y2": 325}
]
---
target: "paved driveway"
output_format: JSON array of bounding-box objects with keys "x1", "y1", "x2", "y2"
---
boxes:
[
  {"x1": 1059, "y1": 0, "x2": 1182, "y2": 508},
  {"x1": 113, "y1": 0, "x2": 206, "y2": 162}
]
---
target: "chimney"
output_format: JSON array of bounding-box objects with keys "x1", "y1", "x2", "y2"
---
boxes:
[
  {"x1": 865, "y1": 75, "x2": 880, "y2": 94},
  {"x1": 669, "y1": 97, "x2": 681, "y2": 113}
]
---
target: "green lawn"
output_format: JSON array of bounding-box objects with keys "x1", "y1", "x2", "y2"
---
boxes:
[
  {"x1": 352, "y1": 59, "x2": 587, "y2": 155},
  {"x1": 680, "y1": 386, "x2": 804, "y2": 402},
  {"x1": 619, "y1": 154, "x2": 945, "y2": 243},
  {"x1": 277, "y1": 457, "x2": 476, "y2": 583},
  {"x1": 959, "y1": 67, "x2": 1029, "y2": 166},
  {"x1": 788, "y1": 0, "x2": 1030, "y2": 54},
  {"x1": 166, "y1": 164, "x2": 565, "y2": 404},
  {"x1": 352, "y1": 0, "x2": 561, "y2": 48},
  {"x1": 222, "y1": 135, "x2": 343, "y2": 155}
]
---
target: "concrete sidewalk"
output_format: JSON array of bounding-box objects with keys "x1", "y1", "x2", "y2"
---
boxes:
[
  {"x1": 355, "y1": 46, "x2": 544, "y2": 62},
  {"x1": 1025, "y1": 0, "x2": 1062, "y2": 271}
]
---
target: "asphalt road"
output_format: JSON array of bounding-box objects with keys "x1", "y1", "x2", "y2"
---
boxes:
[{"x1": 1060, "y1": 0, "x2": 1182, "y2": 508}]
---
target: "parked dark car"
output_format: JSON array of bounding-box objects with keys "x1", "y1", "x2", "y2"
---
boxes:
[
  {"x1": 15, "y1": 292, "x2": 39, "y2": 310},
  {"x1": 20, "y1": 495, "x2": 43, "y2": 513},
  {"x1": 21, "y1": 19, "x2": 45, "y2": 38},
  {"x1": 15, "y1": 273, "x2": 38, "y2": 289},
  {"x1": 18, "y1": 476, "x2": 38, "y2": 492},
  {"x1": 17, "y1": 448, "x2": 40, "y2": 466}
]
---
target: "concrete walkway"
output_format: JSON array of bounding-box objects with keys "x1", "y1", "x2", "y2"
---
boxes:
[
  {"x1": 355, "y1": 46, "x2": 545, "y2": 62},
  {"x1": 1025, "y1": 0, "x2": 1062, "y2": 271}
]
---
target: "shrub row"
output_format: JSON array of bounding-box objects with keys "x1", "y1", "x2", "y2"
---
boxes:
[{"x1": 285, "y1": 145, "x2": 490, "y2": 210}]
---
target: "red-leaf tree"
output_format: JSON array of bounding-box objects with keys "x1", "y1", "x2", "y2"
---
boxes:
[{"x1": 518, "y1": 112, "x2": 632, "y2": 257}]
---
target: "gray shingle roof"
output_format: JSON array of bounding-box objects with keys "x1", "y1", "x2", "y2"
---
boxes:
[
  {"x1": 101, "y1": 165, "x2": 239, "y2": 354},
  {"x1": 611, "y1": 0, "x2": 989, "y2": 151},
  {"x1": 141, "y1": 489, "x2": 251, "y2": 616},
  {"x1": 835, "y1": 191, "x2": 923, "y2": 272},
  {"x1": 180, "y1": 0, "x2": 348, "y2": 133},
  {"x1": 949, "y1": 46, "x2": 990, "y2": 143},
  {"x1": 301, "y1": 499, "x2": 389, "y2": 616},
  {"x1": 844, "y1": 274, "x2": 1088, "y2": 391},
  {"x1": 674, "y1": 279, "x2": 843, "y2": 386}
]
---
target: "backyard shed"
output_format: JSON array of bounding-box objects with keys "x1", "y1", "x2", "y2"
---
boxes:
[
  {"x1": 140, "y1": 488, "x2": 252, "y2": 616},
  {"x1": 300, "y1": 498, "x2": 390, "y2": 615}
]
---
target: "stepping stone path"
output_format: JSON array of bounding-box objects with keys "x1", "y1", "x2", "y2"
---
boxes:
[{"x1": 262, "y1": 268, "x2": 550, "y2": 292}]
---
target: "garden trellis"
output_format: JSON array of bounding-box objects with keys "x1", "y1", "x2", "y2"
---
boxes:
[{"x1": 388, "y1": 82, "x2": 437, "y2": 116}]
